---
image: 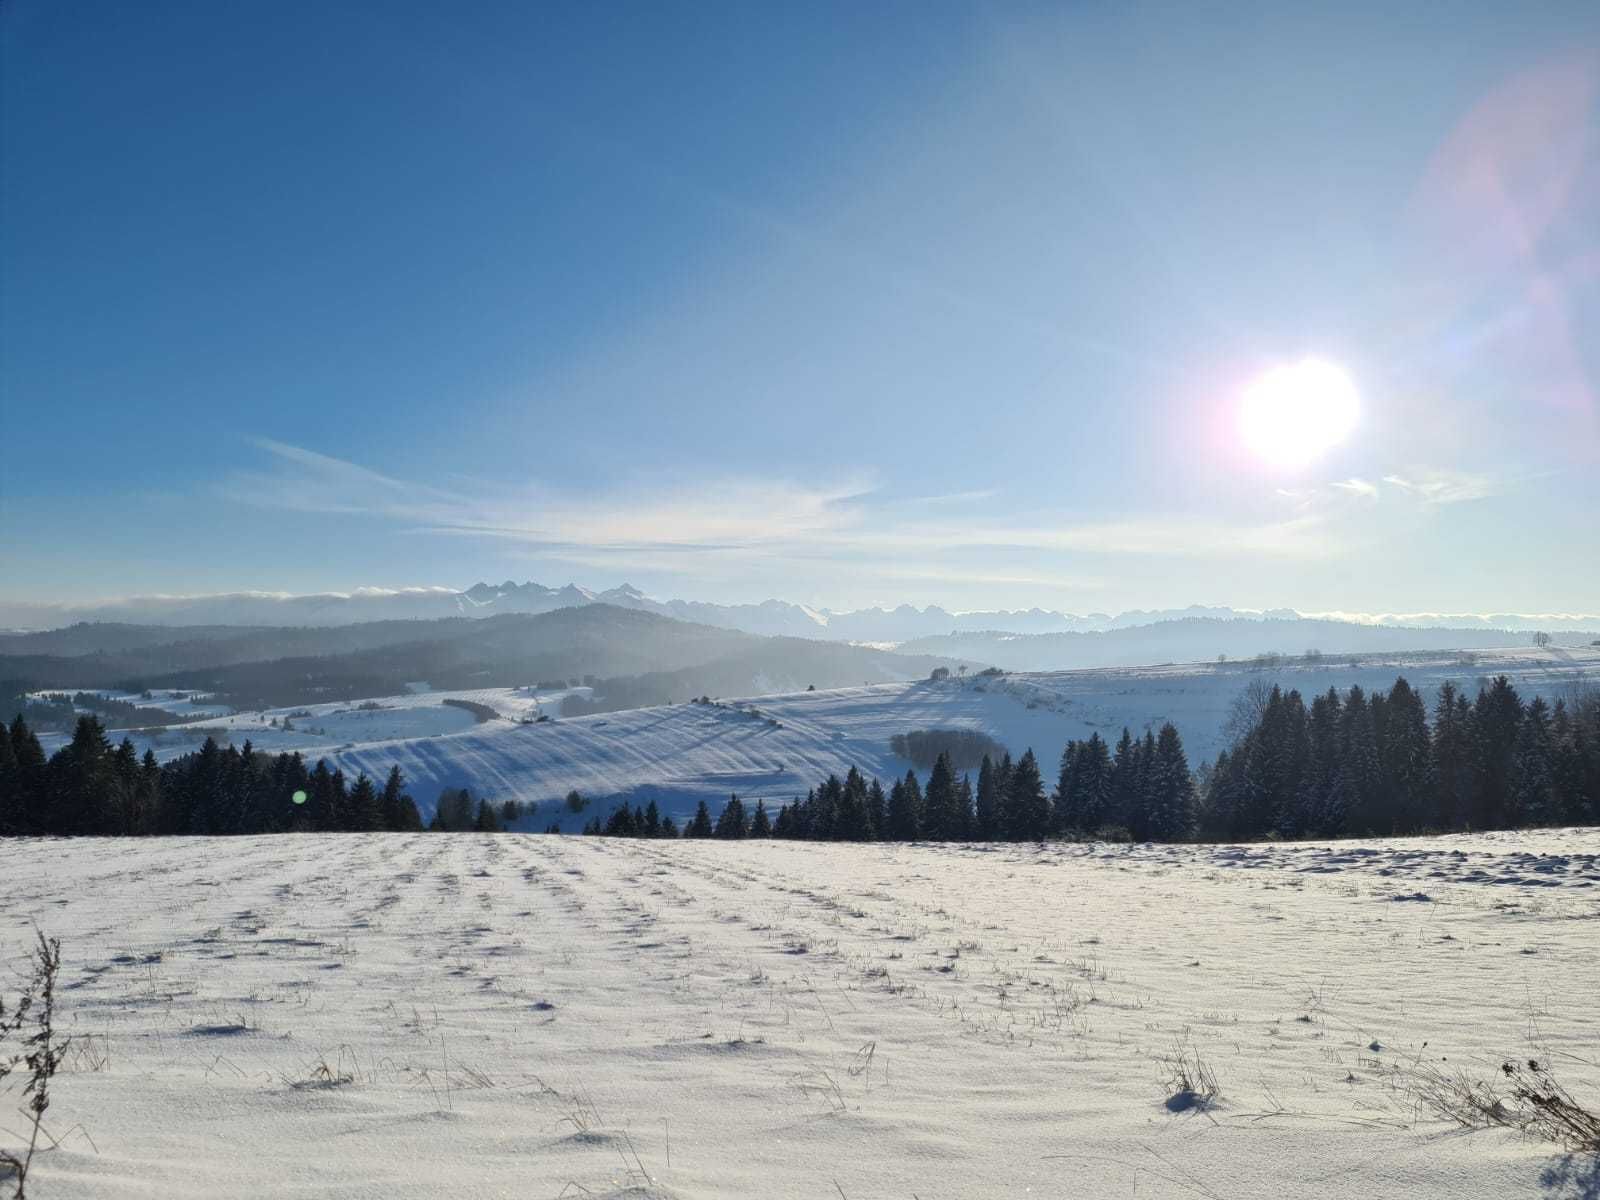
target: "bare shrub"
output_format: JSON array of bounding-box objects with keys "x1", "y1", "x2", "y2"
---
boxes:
[
  {"x1": 1406, "y1": 1057, "x2": 1600, "y2": 1152},
  {"x1": 1, "y1": 932, "x2": 68, "y2": 1198}
]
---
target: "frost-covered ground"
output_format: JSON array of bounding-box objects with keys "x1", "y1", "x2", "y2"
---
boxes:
[
  {"x1": 3, "y1": 831, "x2": 1598, "y2": 1198},
  {"x1": 40, "y1": 648, "x2": 1600, "y2": 825}
]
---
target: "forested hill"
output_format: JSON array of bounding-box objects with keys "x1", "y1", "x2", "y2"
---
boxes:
[{"x1": 5, "y1": 606, "x2": 967, "y2": 714}]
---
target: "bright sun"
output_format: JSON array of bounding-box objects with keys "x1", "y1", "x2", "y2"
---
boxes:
[{"x1": 1238, "y1": 358, "x2": 1359, "y2": 469}]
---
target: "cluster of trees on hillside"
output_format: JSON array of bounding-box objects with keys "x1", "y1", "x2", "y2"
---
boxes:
[
  {"x1": 1203, "y1": 675, "x2": 1599, "y2": 839},
  {"x1": 586, "y1": 676, "x2": 1598, "y2": 845},
  {"x1": 2, "y1": 689, "x2": 191, "y2": 735},
  {"x1": 586, "y1": 725, "x2": 1199, "y2": 844},
  {"x1": 888, "y1": 728, "x2": 1007, "y2": 771},
  {"x1": 0, "y1": 715, "x2": 425, "y2": 836}
]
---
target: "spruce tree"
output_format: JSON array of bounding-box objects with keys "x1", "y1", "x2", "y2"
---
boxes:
[
  {"x1": 750, "y1": 799, "x2": 772, "y2": 837},
  {"x1": 866, "y1": 778, "x2": 887, "y2": 839},
  {"x1": 1380, "y1": 678, "x2": 1433, "y2": 833},
  {"x1": 715, "y1": 794, "x2": 749, "y2": 838},
  {"x1": 1110, "y1": 729, "x2": 1138, "y2": 833},
  {"x1": 1430, "y1": 682, "x2": 1474, "y2": 830},
  {"x1": 1144, "y1": 723, "x2": 1196, "y2": 841},
  {"x1": 686, "y1": 800, "x2": 714, "y2": 838},
  {"x1": 1339, "y1": 688, "x2": 1381, "y2": 834},
  {"x1": 380, "y1": 767, "x2": 408, "y2": 830},
  {"x1": 836, "y1": 768, "x2": 873, "y2": 841},
  {"x1": 1007, "y1": 749, "x2": 1049, "y2": 840},
  {"x1": 1471, "y1": 676, "x2": 1523, "y2": 829},
  {"x1": 974, "y1": 755, "x2": 999, "y2": 840},
  {"x1": 349, "y1": 774, "x2": 382, "y2": 831},
  {"x1": 887, "y1": 770, "x2": 922, "y2": 840},
  {"x1": 1511, "y1": 697, "x2": 1556, "y2": 825},
  {"x1": 922, "y1": 753, "x2": 959, "y2": 840},
  {"x1": 6, "y1": 715, "x2": 46, "y2": 836}
]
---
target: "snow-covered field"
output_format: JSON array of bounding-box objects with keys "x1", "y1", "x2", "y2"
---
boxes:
[
  {"x1": 3, "y1": 831, "x2": 1597, "y2": 1197},
  {"x1": 41, "y1": 648, "x2": 1600, "y2": 825}
]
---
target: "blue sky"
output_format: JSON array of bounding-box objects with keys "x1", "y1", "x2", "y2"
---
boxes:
[{"x1": 3, "y1": 1, "x2": 1598, "y2": 615}]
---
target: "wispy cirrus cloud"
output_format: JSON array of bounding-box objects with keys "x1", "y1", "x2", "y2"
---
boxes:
[
  {"x1": 1380, "y1": 468, "x2": 1502, "y2": 505},
  {"x1": 223, "y1": 438, "x2": 1343, "y2": 571},
  {"x1": 1330, "y1": 477, "x2": 1380, "y2": 499}
]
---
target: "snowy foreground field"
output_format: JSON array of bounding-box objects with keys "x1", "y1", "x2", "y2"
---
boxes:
[{"x1": 4, "y1": 833, "x2": 1599, "y2": 1198}]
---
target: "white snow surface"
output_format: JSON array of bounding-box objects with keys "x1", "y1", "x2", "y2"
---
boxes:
[{"x1": 2, "y1": 830, "x2": 1597, "y2": 1197}]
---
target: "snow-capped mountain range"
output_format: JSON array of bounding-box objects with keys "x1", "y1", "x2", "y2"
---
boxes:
[{"x1": 5, "y1": 581, "x2": 1599, "y2": 639}]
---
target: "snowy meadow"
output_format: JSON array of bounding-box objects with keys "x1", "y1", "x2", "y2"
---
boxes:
[{"x1": 4, "y1": 831, "x2": 1598, "y2": 1198}]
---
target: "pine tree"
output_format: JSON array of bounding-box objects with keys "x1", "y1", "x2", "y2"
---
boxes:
[
  {"x1": 686, "y1": 800, "x2": 714, "y2": 838},
  {"x1": 1472, "y1": 676, "x2": 1523, "y2": 829},
  {"x1": 0, "y1": 718, "x2": 14, "y2": 836},
  {"x1": 836, "y1": 768, "x2": 873, "y2": 841},
  {"x1": 1144, "y1": 723, "x2": 1196, "y2": 840},
  {"x1": 922, "y1": 753, "x2": 959, "y2": 840},
  {"x1": 1379, "y1": 678, "x2": 1433, "y2": 833},
  {"x1": 1511, "y1": 697, "x2": 1557, "y2": 825},
  {"x1": 974, "y1": 755, "x2": 999, "y2": 840},
  {"x1": 6, "y1": 715, "x2": 46, "y2": 836},
  {"x1": 642, "y1": 799, "x2": 663, "y2": 837},
  {"x1": 1339, "y1": 687, "x2": 1381, "y2": 834},
  {"x1": 474, "y1": 799, "x2": 501, "y2": 831},
  {"x1": 380, "y1": 767, "x2": 408, "y2": 830},
  {"x1": 750, "y1": 799, "x2": 772, "y2": 837},
  {"x1": 956, "y1": 773, "x2": 974, "y2": 838},
  {"x1": 887, "y1": 770, "x2": 922, "y2": 840},
  {"x1": 49, "y1": 715, "x2": 115, "y2": 835},
  {"x1": 1430, "y1": 682, "x2": 1474, "y2": 830},
  {"x1": 866, "y1": 778, "x2": 887, "y2": 839},
  {"x1": 715, "y1": 794, "x2": 749, "y2": 838},
  {"x1": 349, "y1": 773, "x2": 382, "y2": 831},
  {"x1": 1007, "y1": 749, "x2": 1049, "y2": 840},
  {"x1": 1110, "y1": 728, "x2": 1139, "y2": 833}
]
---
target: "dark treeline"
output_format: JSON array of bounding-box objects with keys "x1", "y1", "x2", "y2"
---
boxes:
[
  {"x1": 587, "y1": 675, "x2": 1598, "y2": 845},
  {"x1": 1203, "y1": 675, "x2": 1599, "y2": 839},
  {"x1": 0, "y1": 714, "x2": 425, "y2": 836},
  {"x1": 584, "y1": 724, "x2": 1198, "y2": 844}
]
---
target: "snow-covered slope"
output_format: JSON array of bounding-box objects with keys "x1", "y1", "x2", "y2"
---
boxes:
[
  {"x1": 52, "y1": 647, "x2": 1585, "y2": 825},
  {"x1": 316, "y1": 647, "x2": 1600, "y2": 822},
  {"x1": 3, "y1": 832, "x2": 1596, "y2": 1197}
]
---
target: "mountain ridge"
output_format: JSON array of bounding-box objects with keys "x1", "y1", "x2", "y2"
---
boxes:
[{"x1": 9, "y1": 581, "x2": 1600, "y2": 639}]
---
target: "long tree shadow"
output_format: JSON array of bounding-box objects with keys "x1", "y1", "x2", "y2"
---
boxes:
[{"x1": 1541, "y1": 1154, "x2": 1600, "y2": 1200}]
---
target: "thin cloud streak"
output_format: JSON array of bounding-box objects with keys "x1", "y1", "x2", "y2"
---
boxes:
[{"x1": 223, "y1": 440, "x2": 1346, "y2": 574}]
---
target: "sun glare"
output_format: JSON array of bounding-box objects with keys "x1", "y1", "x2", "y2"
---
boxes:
[{"x1": 1238, "y1": 359, "x2": 1360, "y2": 469}]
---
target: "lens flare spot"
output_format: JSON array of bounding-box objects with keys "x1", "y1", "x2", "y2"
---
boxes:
[
  {"x1": 1238, "y1": 359, "x2": 1360, "y2": 469},
  {"x1": 292, "y1": 789, "x2": 308, "y2": 805}
]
